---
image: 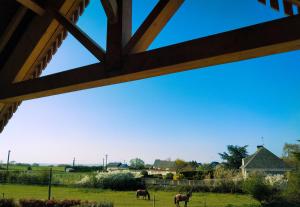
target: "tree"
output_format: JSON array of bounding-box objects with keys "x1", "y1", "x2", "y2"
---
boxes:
[
  {"x1": 293, "y1": 140, "x2": 300, "y2": 162},
  {"x1": 174, "y1": 159, "x2": 188, "y2": 173},
  {"x1": 140, "y1": 170, "x2": 148, "y2": 177},
  {"x1": 219, "y1": 145, "x2": 248, "y2": 169},
  {"x1": 283, "y1": 141, "x2": 300, "y2": 169},
  {"x1": 189, "y1": 160, "x2": 199, "y2": 169},
  {"x1": 129, "y1": 158, "x2": 145, "y2": 169}
]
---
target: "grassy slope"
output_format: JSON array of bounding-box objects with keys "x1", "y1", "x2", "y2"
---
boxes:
[{"x1": 0, "y1": 184, "x2": 259, "y2": 207}]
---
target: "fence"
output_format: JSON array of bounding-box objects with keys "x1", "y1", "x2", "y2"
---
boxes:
[{"x1": 143, "y1": 177, "x2": 242, "y2": 187}]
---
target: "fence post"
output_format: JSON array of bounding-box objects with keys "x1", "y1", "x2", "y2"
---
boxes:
[
  {"x1": 48, "y1": 168, "x2": 52, "y2": 200},
  {"x1": 153, "y1": 194, "x2": 155, "y2": 207}
]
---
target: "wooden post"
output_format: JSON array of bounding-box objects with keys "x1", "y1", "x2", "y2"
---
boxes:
[
  {"x1": 6, "y1": 150, "x2": 10, "y2": 171},
  {"x1": 106, "y1": 0, "x2": 132, "y2": 69},
  {"x1": 48, "y1": 168, "x2": 52, "y2": 200}
]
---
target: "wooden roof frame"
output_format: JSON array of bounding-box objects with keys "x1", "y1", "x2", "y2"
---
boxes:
[{"x1": 1, "y1": 0, "x2": 300, "y2": 113}]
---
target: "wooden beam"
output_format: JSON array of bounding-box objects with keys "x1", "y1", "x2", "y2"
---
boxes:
[
  {"x1": 101, "y1": 0, "x2": 118, "y2": 24},
  {"x1": 48, "y1": 7, "x2": 106, "y2": 62},
  {"x1": 106, "y1": 0, "x2": 132, "y2": 68},
  {"x1": 286, "y1": 0, "x2": 300, "y2": 7},
  {"x1": 0, "y1": 7, "x2": 27, "y2": 54},
  {"x1": 16, "y1": 0, "x2": 45, "y2": 15},
  {"x1": 16, "y1": 0, "x2": 105, "y2": 62},
  {"x1": 0, "y1": 63, "x2": 106, "y2": 102},
  {"x1": 283, "y1": 0, "x2": 294, "y2": 15},
  {"x1": 124, "y1": 0, "x2": 184, "y2": 54},
  {"x1": 0, "y1": 1, "x2": 70, "y2": 85},
  {"x1": 0, "y1": 0, "x2": 84, "y2": 133},
  {"x1": 258, "y1": 0, "x2": 267, "y2": 4},
  {"x1": 270, "y1": 0, "x2": 280, "y2": 10},
  {"x1": 2, "y1": 15, "x2": 300, "y2": 102}
]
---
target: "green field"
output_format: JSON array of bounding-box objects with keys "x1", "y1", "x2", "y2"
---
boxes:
[{"x1": 0, "y1": 184, "x2": 260, "y2": 207}]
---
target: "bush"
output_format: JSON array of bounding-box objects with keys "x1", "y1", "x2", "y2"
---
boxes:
[
  {"x1": 173, "y1": 174, "x2": 184, "y2": 180},
  {"x1": 212, "y1": 179, "x2": 243, "y2": 193},
  {"x1": 19, "y1": 199, "x2": 80, "y2": 207},
  {"x1": 0, "y1": 198, "x2": 17, "y2": 207},
  {"x1": 75, "y1": 201, "x2": 113, "y2": 207},
  {"x1": 77, "y1": 172, "x2": 144, "y2": 190},
  {"x1": 65, "y1": 166, "x2": 103, "y2": 172},
  {"x1": 243, "y1": 173, "x2": 273, "y2": 203},
  {"x1": 164, "y1": 173, "x2": 174, "y2": 180},
  {"x1": 214, "y1": 166, "x2": 238, "y2": 179},
  {"x1": 0, "y1": 171, "x2": 49, "y2": 185},
  {"x1": 140, "y1": 170, "x2": 148, "y2": 177},
  {"x1": 282, "y1": 171, "x2": 300, "y2": 204},
  {"x1": 225, "y1": 204, "x2": 260, "y2": 207}
]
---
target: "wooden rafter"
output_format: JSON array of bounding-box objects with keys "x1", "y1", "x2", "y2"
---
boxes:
[
  {"x1": 1, "y1": 14, "x2": 300, "y2": 102},
  {"x1": 101, "y1": 0, "x2": 118, "y2": 24},
  {"x1": 0, "y1": 0, "x2": 86, "y2": 133},
  {"x1": 16, "y1": 0, "x2": 105, "y2": 62},
  {"x1": 286, "y1": 0, "x2": 300, "y2": 7},
  {"x1": 124, "y1": 0, "x2": 184, "y2": 54},
  {"x1": 258, "y1": 0, "x2": 300, "y2": 16},
  {"x1": 0, "y1": 7, "x2": 27, "y2": 54},
  {"x1": 48, "y1": 7, "x2": 106, "y2": 62},
  {"x1": 16, "y1": 0, "x2": 45, "y2": 16},
  {"x1": 270, "y1": 0, "x2": 280, "y2": 11}
]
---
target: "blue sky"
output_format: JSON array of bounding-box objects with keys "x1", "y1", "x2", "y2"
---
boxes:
[{"x1": 0, "y1": 0, "x2": 300, "y2": 165}]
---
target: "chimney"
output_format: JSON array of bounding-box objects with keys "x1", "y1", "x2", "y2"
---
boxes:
[{"x1": 257, "y1": 145, "x2": 264, "y2": 150}]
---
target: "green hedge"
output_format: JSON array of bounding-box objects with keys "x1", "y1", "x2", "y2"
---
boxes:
[
  {"x1": 0, "y1": 199, "x2": 113, "y2": 207},
  {"x1": 0, "y1": 171, "x2": 49, "y2": 185}
]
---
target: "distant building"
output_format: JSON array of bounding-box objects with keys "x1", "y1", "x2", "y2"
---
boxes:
[
  {"x1": 241, "y1": 146, "x2": 291, "y2": 178},
  {"x1": 153, "y1": 159, "x2": 175, "y2": 170},
  {"x1": 106, "y1": 162, "x2": 128, "y2": 171}
]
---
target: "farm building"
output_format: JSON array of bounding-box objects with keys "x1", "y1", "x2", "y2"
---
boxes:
[
  {"x1": 106, "y1": 162, "x2": 128, "y2": 171},
  {"x1": 240, "y1": 146, "x2": 291, "y2": 178}
]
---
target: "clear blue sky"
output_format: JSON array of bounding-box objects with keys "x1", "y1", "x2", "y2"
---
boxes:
[{"x1": 0, "y1": 0, "x2": 300, "y2": 165}]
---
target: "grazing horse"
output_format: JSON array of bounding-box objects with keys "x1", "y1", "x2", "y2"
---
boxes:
[
  {"x1": 174, "y1": 192, "x2": 192, "y2": 207},
  {"x1": 136, "y1": 189, "x2": 150, "y2": 200}
]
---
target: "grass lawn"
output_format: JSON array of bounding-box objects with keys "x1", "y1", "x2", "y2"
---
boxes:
[{"x1": 0, "y1": 184, "x2": 259, "y2": 207}]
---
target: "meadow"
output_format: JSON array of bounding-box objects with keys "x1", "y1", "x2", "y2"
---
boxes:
[{"x1": 0, "y1": 184, "x2": 259, "y2": 207}]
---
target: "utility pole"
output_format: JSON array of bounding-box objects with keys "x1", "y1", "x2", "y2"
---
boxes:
[
  {"x1": 48, "y1": 168, "x2": 53, "y2": 200},
  {"x1": 73, "y1": 157, "x2": 75, "y2": 167},
  {"x1": 105, "y1": 154, "x2": 108, "y2": 170},
  {"x1": 6, "y1": 150, "x2": 10, "y2": 171},
  {"x1": 102, "y1": 158, "x2": 105, "y2": 170}
]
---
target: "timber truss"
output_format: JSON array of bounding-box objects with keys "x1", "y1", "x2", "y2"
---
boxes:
[{"x1": 1, "y1": 0, "x2": 300, "y2": 103}]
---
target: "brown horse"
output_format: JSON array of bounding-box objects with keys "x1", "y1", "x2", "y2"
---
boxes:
[
  {"x1": 174, "y1": 192, "x2": 192, "y2": 207},
  {"x1": 136, "y1": 189, "x2": 150, "y2": 200}
]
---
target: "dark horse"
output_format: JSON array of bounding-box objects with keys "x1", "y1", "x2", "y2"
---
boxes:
[
  {"x1": 174, "y1": 191, "x2": 192, "y2": 207},
  {"x1": 136, "y1": 189, "x2": 150, "y2": 200}
]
